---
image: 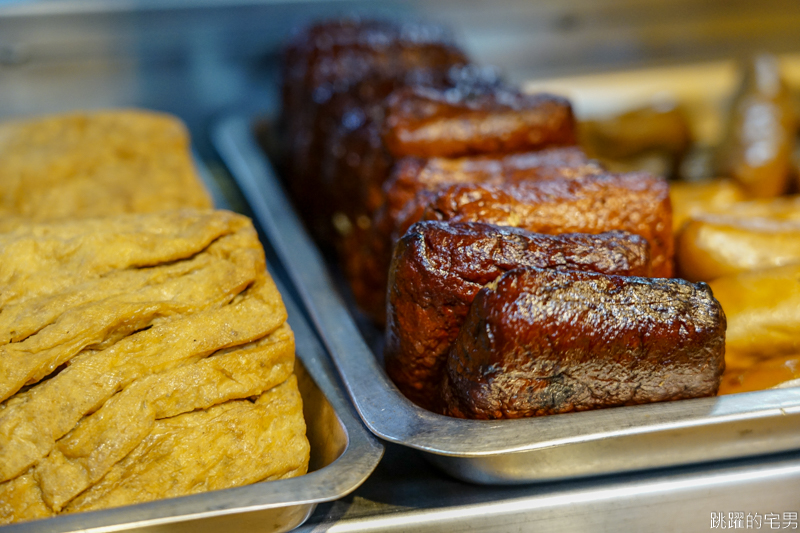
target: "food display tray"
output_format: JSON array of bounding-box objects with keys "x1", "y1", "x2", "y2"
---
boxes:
[
  {"x1": 3, "y1": 164, "x2": 384, "y2": 533},
  {"x1": 213, "y1": 113, "x2": 800, "y2": 485}
]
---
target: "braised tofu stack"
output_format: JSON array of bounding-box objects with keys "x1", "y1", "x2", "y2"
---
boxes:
[{"x1": 280, "y1": 19, "x2": 727, "y2": 418}]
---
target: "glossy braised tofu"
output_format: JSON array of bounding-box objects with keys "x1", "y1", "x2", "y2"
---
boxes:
[
  {"x1": 442, "y1": 268, "x2": 726, "y2": 419},
  {"x1": 419, "y1": 172, "x2": 674, "y2": 277},
  {"x1": 344, "y1": 147, "x2": 602, "y2": 323},
  {"x1": 383, "y1": 83, "x2": 577, "y2": 158},
  {"x1": 384, "y1": 221, "x2": 652, "y2": 410},
  {"x1": 279, "y1": 19, "x2": 467, "y2": 243}
]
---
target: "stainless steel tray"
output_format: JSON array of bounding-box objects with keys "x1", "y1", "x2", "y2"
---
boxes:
[
  {"x1": 3, "y1": 164, "x2": 384, "y2": 532},
  {"x1": 213, "y1": 113, "x2": 800, "y2": 485}
]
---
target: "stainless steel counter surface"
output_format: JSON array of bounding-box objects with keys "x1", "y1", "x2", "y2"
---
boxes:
[{"x1": 296, "y1": 444, "x2": 800, "y2": 532}]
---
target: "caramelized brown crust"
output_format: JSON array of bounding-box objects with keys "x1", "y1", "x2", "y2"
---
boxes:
[
  {"x1": 383, "y1": 86, "x2": 577, "y2": 158},
  {"x1": 385, "y1": 221, "x2": 652, "y2": 410},
  {"x1": 443, "y1": 268, "x2": 726, "y2": 419},
  {"x1": 280, "y1": 19, "x2": 468, "y2": 242},
  {"x1": 321, "y1": 65, "x2": 504, "y2": 232},
  {"x1": 387, "y1": 148, "x2": 603, "y2": 226},
  {"x1": 344, "y1": 148, "x2": 603, "y2": 323},
  {"x1": 420, "y1": 172, "x2": 674, "y2": 277},
  {"x1": 281, "y1": 20, "x2": 465, "y2": 119}
]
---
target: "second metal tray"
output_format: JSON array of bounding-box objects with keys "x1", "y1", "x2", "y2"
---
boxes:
[
  {"x1": 213, "y1": 113, "x2": 800, "y2": 485},
  {"x1": 4, "y1": 155, "x2": 383, "y2": 532}
]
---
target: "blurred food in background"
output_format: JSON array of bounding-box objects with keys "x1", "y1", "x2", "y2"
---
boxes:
[
  {"x1": 719, "y1": 354, "x2": 800, "y2": 395},
  {"x1": 669, "y1": 179, "x2": 747, "y2": 231},
  {"x1": 676, "y1": 214, "x2": 800, "y2": 281},
  {"x1": 715, "y1": 54, "x2": 796, "y2": 198},
  {"x1": 579, "y1": 100, "x2": 693, "y2": 178},
  {"x1": 538, "y1": 52, "x2": 800, "y2": 396}
]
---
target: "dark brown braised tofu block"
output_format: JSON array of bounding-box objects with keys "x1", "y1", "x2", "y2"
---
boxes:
[
  {"x1": 282, "y1": 19, "x2": 466, "y2": 156},
  {"x1": 442, "y1": 268, "x2": 726, "y2": 419},
  {"x1": 383, "y1": 84, "x2": 577, "y2": 158},
  {"x1": 386, "y1": 147, "x2": 603, "y2": 233},
  {"x1": 344, "y1": 148, "x2": 603, "y2": 323},
  {"x1": 320, "y1": 65, "x2": 499, "y2": 245},
  {"x1": 384, "y1": 221, "x2": 652, "y2": 410},
  {"x1": 280, "y1": 19, "x2": 467, "y2": 242},
  {"x1": 321, "y1": 65, "x2": 501, "y2": 240},
  {"x1": 420, "y1": 172, "x2": 674, "y2": 277},
  {"x1": 336, "y1": 78, "x2": 579, "y2": 291}
]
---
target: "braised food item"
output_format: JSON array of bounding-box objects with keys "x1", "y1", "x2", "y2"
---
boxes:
[
  {"x1": 280, "y1": 19, "x2": 467, "y2": 242},
  {"x1": 721, "y1": 195, "x2": 800, "y2": 220},
  {"x1": 0, "y1": 110, "x2": 211, "y2": 228},
  {"x1": 669, "y1": 179, "x2": 747, "y2": 233},
  {"x1": 579, "y1": 102, "x2": 692, "y2": 179},
  {"x1": 281, "y1": 19, "x2": 466, "y2": 146},
  {"x1": 383, "y1": 84, "x2": 576, "y2": 158},
  {"x1": 719, "y1": 354, "x2": 800, "y2": 395},
  {"x1": 716, "y1": 54, "x2": 795, "y2": 198},
  {"x1": 385, "y1": 221, "x2": 652, "y2": 410},
  {"x1": 579, "y1": 102, "x2": 692, "y2": 166},
  {"x1": 676, "y1": 215, "x2": 800, "y2": 281},
  {"x1": 385, "y1": 148, "x2": 603, "y2": 235},
  {"x1": 442, "y1": 268, "x2": 726, "y2": 419},
  {"x1": 0, "y1": 210, "x2": 309, "y2": 524},
  {"x1": 321, "y1": 65, "x2": 502, "y2": 238},
  {"x1": 709, "y1": 264, "x2": 800, "y2": 371},
  {"x1": 420, "y1": 172, "x2": 674, "y2": 277},
  {"x1": 345, "y1": 147, "x2": 604, "y2": 323}
]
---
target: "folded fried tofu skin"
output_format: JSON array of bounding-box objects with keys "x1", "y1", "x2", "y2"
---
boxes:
[
  {"x1": 0, "y1": 110, "x2": 211, "y2": 228},
  {"x1": 65, "y1": 376, "x2": 308, "y2": 515},
  {"x1": 0, "y1": 210, "x2": 309, "y2": 524},
  {"x1": 384, "y1": 221, "x2": 652, "y2": 411}
]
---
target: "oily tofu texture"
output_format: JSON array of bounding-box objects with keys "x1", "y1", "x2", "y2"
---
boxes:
[
  {"x1": 0, "y1": 210, "x2": 309, "y2": 524},
  {"x1": 0, "y1": 110, "x2": 212, "y2": 226},
  {"x1": 443, "y1": 268, "x2": 726, "y2": 419},
  {"x1": 35, "y1": 325, "x2": 296, "y2": 511},
  {"x1": 65, "y1": 376, "x2": 309, "y2": 514}
]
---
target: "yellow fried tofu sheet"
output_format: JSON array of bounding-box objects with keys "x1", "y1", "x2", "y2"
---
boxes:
[
  {"x1": 0, "y1": 209, "x2": 309, "y2": 525},
  {"x1": 0, "y1": 110, "x2": 212, "y2": 228}
]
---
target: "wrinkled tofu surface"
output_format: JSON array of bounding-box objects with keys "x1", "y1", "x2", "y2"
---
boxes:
[{"x1": 0, "y1": 210, "x2": 309, "y2": 524}]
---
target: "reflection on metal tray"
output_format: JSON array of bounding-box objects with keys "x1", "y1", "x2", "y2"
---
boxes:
[
  {"x1": 212, "y1": 113, "x2": 800, "y2": 485},
  {"x1": 4, "y1": 165, "x2": 383, "y2": 532}
]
